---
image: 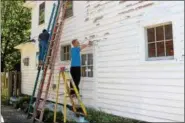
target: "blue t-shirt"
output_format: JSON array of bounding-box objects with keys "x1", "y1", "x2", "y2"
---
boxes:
[{"x1": 71, "y1": 47, "x2": 81, "y2": 67}]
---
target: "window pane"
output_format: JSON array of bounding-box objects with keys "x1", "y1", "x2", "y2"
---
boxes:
[
  {"x1": 66, "y1": 46, "x2": 69, "y2": 52},
  {"x1": 81, "y1": 67, "x2": 86, "y2": 77},
  {"x1": 69, "y1": 50, "x2": 71, "y2": 59},
  {"x1": 39, "y1": 2, "x2": 45, "y2": 25},
  {"x1": 64, "y1": 54, "x2": 66, "y2": 60},
  {"x1": 165, "y1": 24, "x2": 173, "y2": 40},
  {"x1": 157, "y1": 42, "x2": 165, "y2": 57},
  {"x1": 61, "y1": 46, "x2": 64, "y2": 61},
  {"x1": 147, "y1": 28, "x2": 155, "y2": 42},
  {"x1": 66, "y1": 53, "x2": 68, "y2": 60},
  {"x1": 81, "y1": 55, "x2": 86, "y2": 65},
  {"x1": 88, "y1": 54, "x2": 93, "y2": 65},
  {"x1": 88, "y1": 66, "x2": 93, "y2": 77},
  {"x1": 64, "y1": 47, "x2": 66, "y2": 53},
  {"x1": 166, "y1": 40, "x2": 174, "y2": 56},
  {"x1": 156, "y1": 26, "x2": 164, "y2": 41},
  {"x1": 65, "y1": 1, "x2": 73, "y2": 18},
  {"x1": 148, "y1": 43, "x2": 156, "y2": 57}
]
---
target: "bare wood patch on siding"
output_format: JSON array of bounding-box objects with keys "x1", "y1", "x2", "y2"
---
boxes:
[
  {"x1": 126, "y1": 1, "x2": 145, "y2": 8},
  {"x1": 94, "y1": 4, "x2": 101, "y2": 8},
  {"x1": 85, "y1": 18, "x2": 89, "y2": 22},
  {"x1": 86, "y1": 5, "x2": 90, "y2": 8},
  {"x1": 118, "y1": 2, "x2": 154, "y2": 15},
  {"x1": 96, "y1": 23, "x2": 100, "y2": 26},
  {"x1": 104, "y1": 32, "x2": 110, "y2": 36},
  {"x1": 93, "y1": 15, "x2": 104, "y2": 23},
  {"x1": 89, "y1": 35, "x2": 96, "y2": 39},
  {"x1": 119, "y1": 1, "x2": 127, "y2": 4}
]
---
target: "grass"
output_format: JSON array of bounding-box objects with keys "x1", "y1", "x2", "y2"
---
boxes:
[{"x1": 86, "y1": 108, "x2": 144, "y2": 123}]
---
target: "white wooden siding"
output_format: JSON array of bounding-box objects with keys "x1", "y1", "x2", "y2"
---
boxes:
[{"x1": 85, "y1": 1, "x2": 184, "y2": 122}]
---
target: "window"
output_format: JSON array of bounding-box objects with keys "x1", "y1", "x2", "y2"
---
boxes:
[
  {"x1": 39, "y1": 2, "x2": 45, "y2": 25},
  {"x1": 81, "y1": 54, "x2": 93, "y2": 77},
  {"x1": 65, "y1": 1, "x2": 73, "y2": 18},
  {"x1": 61, "y1": 45, "x2": 71, "y2": 61},
  {"x1": 23, "y1": 57, "x2": 29, "y2": 66},
  {"x1": 146, "y1": 23, "x2": 174, "y2": 59}
]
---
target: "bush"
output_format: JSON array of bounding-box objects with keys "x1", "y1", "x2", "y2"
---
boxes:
[
  {"x1": 1, "y1": 95, "x2": 9, "y2": 105},
  {"x1": 43, "y1": 108, "x2": 63, "y2": 123},
  {"x1": 86, "y1": 108, "x2": 143, "y2": 123},
  {"x1": 43, "y1": 108, "x2": 76, "y2": 123},
  {"x1": 15, "y1": 95, "x2": 30, "y2": 112}
]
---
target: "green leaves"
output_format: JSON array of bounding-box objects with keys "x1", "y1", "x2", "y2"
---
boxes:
[
  {"x1": 1, "y1": 0, "x2": 31, "y2": 71},
  {"x1": 86, "y1": 108, "x2": 143, "y2": 123}
]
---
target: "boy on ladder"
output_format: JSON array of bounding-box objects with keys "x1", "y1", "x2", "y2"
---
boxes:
[
  {"x1": 70, "y1": 39, "x2": 92, "y2": 98},
  {"x1": 38, "y1": 29, "x2": 50, "y2": 68}
]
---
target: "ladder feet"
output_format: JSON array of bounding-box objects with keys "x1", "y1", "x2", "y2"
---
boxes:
[{"x1": 27, "y1": 112, "x2": 33, "y2": 119}]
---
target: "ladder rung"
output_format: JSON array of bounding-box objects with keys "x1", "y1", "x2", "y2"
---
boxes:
[
  {"x1": 49, "y1": 40, "x2": 55, "y2": 43},
  {"x1": 53, "y1": 32, "x2": 57, "y2": 35},
  {"x1": 37, "y1": 108, "x2": 42, "y2": 112},
  {"x1": 59, "y1": 93, "x2": 64, "y2": 95}
]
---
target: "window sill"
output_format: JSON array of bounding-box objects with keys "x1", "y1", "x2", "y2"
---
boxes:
[
  {"x1": 65, "y1": 16, "x2": 75, "y2": 21},
  {"x1": 38, "y1": 23, "x2": 45, "y2": 28},
  {"x1": 61, "y1": 60, "x2": 71, "y2": 62},
  {"x1": 140, "y1": 58, "x2": 184, "y2": 65},
  {"x1": 81, "y1": 77, "x2": 94, "y2": 82}
]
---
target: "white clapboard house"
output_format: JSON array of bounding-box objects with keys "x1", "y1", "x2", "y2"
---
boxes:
[{"x1": 15, "y1": 1, "x2": 184, "y2": 122}]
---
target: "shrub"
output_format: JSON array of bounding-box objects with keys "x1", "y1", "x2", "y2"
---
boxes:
[
  {"x1": 15, "y1": 95, "x2": 30, "y2": 112},
  {"x1": 43, "y1": 108, "x2": 63, "y2": 123},
  {"x1": 43, "y1": 108, "x2": 76, "y2": 123}
]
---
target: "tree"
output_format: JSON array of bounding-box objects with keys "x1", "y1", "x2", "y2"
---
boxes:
[{"x1": 1, "y1": 0, "x2": 31, "y2": 72}]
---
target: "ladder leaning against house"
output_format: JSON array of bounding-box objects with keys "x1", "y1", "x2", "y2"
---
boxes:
[
  {"x1": 27, "y1": 0, "x2": 87, "y2": 123},
  {"x1": 27, "y1": 2, "x2": 57, "y2": 117}
]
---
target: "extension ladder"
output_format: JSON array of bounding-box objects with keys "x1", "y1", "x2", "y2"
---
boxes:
[
  {"x1": 27, "y1": 2, "x2": 57, "y2": 118},
  {"x1": 54, "y1": 67, "x2": 87, "y2": 123},
  {"x1": 27, "y1": 1, "x2": 69, "y2": 123}
]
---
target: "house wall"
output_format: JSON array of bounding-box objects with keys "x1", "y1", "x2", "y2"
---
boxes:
[
  {"x1": 85, "y1": 1, "x2": 184, "y2": 122},
  {"x1": 19, "y1": 43, "x2": 38, "y2": 95},
  {"x1": 22, "y1": 1, "x2": 184, "y2": 122}
]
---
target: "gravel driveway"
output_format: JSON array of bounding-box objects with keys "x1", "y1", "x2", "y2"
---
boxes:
[{"x1": 1, "y1": 105, "x2": 32, "y2": 123}]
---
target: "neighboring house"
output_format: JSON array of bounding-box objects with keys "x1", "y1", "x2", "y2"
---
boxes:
[{"x1": 15, "y1": 1, "x2": 184, "y2": 122}]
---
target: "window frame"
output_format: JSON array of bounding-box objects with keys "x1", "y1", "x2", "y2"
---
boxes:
[
  {"x1": 145, "y1": 22, "x2": 174, "y2": 61},
  {"x1": 61, "y1": 45, "x2": 71, "y2": 61},
  {"x1": 39, "y1": 2, "x2": 45, "y2": 25},
  {"x1": 64, "y1": 1, "x2": 73, "y2": 19},
  {"x1": 23, "y1": 57, "x2": 29, "y2": 66},
  {"x1": 81, "y1": 53, "x2": 93, "y2": 78}
]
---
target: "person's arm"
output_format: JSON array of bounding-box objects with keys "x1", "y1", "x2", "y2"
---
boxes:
[
  {"x1": 80, "y1": 41, "x2": 92, "y2": 50},
  {"x1": 80, "y1": 44, "x2": 88, "y2": 50}
]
